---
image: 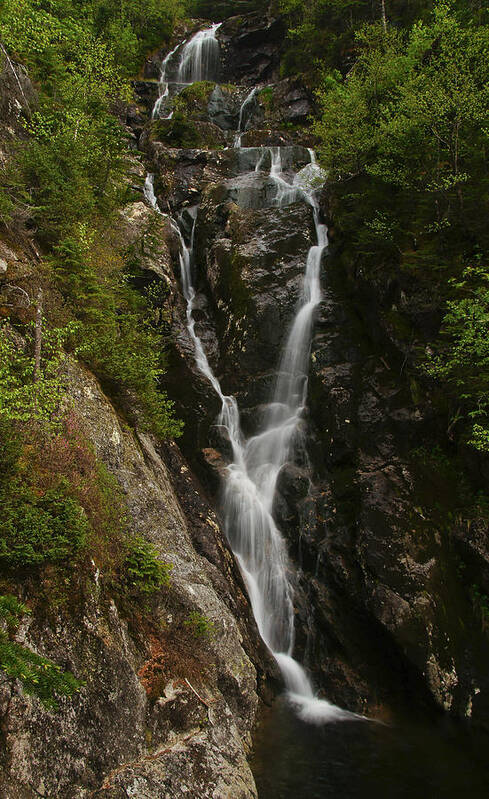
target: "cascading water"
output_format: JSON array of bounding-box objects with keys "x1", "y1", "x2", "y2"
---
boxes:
[
  {"x1": 220, "y1": 154, "x2": 355, "y2": 723},
  {"x1": 269, "y1": 147, "x2": 305, "y2": 207},
  {"x1": 146, "y1": 26, "x2": 358, "y2": 725},
  {"x1": 176, "y1": 23, "x2": 221, "y2": 84},
  {"x1": 152, "y1": 24, "x2": 221, "y2": 119},
  {"x1": 143, "y1": 173, "x2": 159, "y2": 209},
  {"x1": 235, "y1": 87, "x2": 258, "y2": 147},
  {"x1": 152, "y1": 42, "x2": 181, "y2": 119}
]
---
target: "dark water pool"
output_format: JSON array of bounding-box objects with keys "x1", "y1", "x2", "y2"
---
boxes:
[{"x1": 250, "y1": 697, "x2": 489, "y2": 799}]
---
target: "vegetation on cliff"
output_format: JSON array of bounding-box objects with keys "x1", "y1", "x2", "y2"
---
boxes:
[
  {"x1": 277, "y1": 0, "x2": 489, "y2": 456},
  {"x1": 0, "y1": 0, "x2": 183, "y2": 440},
  {"x1": 0, "y1": 0, "x2": 184, "y2": 707}
]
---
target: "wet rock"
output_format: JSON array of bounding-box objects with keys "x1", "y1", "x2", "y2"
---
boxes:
[
  {"x1": 143, "y1": 142, "x2": 234, "y2": 210},
  {"x1": 218, "y1": 14, "x2": 285, "y2": 85},
  {"x1": 195, "y1": 191, "x2": 316, "y2": 404},
  {"x1": 240, "y1": 128, "x2": 294, "y2": 148},
  {"x1": 208, "y1": 84, "x2": 241, "y2": 130},
  {"x1": 148, "y1": 116, "x2": 227, "y2": 149},
  {"x1": 257, "y1": 79, "x2": 315, "y2": 125},
  {"x1": 133, "y1": 78, "x2": 159, "y2": 107},
  {"x1": 118, "y1": 201, "x2": 178, "y2": 281}
]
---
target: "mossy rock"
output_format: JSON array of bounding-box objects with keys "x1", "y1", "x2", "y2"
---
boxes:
[
  {"x1": 172, "y1": 81, "x2": 242, "y2": 131},
  {"x1": 149, "y1": 115, "x2": 226, "y2": 149},
  {"x1": 174, "y1": 81, "x2": 216, "y2": 117}
]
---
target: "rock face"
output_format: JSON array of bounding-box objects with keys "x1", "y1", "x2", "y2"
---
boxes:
[
  {"x1": 195, "y1": 190, "x2": 315, "y2": 406},
  {"x1": 217, "y1": 14, "x2": 285, "y2": 85},
  {"x1": 0, "y1": 45, "x2": 274, "y2": 789},
  {"x1": 0, "y1": 356, "x2": 271, "y2": 799},
  {"x1": 0, "y1": 44, "x2": 36, "y2": 141}
]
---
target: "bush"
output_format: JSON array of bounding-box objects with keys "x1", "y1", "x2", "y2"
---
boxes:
[
  {"x1": 0, "y1": 482, "x2": 89, "y2": 569},
  {"x1": 0, "y1": 0, "x2": 184, "y2": 441},
  {"x1": 49, "y1": 226, "x2": 182, "y2": 439},
  {"x1": 184, "y1": 611, "x2": 214, "y2": 638},
  {"x1": 313, "y1": 4, "x2": 489, "y2": 451},
  {"x1": 0, "y1": 321, "x2": 75, "y2": 426},
  {"x1": 0, "y1": 593, "x2": 81, "y2": 709},
  {"x1": 123, "y1": 537, "x2": 172, "y2": 595}
]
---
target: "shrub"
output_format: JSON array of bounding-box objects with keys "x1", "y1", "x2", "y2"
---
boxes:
[
  {"x1": 0, "y1": 321, "x2": 75, "y2": 426},
  {"x1": 184, "y1": 611, "x2": 214, "y2": 638},
  {"x1": 0, "y1": 593, "x2": 82, "y2": 709},
  {"x1": 123, "y1": 537, "x2": 172, "y2": 595},
  {"x1": 0, "y1": 482, "x2": 89, "y2": 569}
]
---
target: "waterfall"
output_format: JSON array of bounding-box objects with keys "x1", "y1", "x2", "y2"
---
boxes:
[
  {"x1": 152, "y1": 24, "x2": 221, "y2": 119},
  {"x1": 269, "y1": 147, "x2": 305, "y2": 207},
  {"x1": 146, "y1": 27, "x2": 358, "y2": 725},
  {"x1": 235, "y1": 87, "x2": 258, "y2": 147},
  {"x1": 220, "y1": 148, "x2": 355, "y2": 723},
  {"x1": 176, "y1": 23, "x2": 221, "y2": 84},
  {"x1": 152, "y1": 42, "x2": 181, "y2": 119},
  {"x1": 143, "y1": 173, "x2": 159, "y2": 209}
]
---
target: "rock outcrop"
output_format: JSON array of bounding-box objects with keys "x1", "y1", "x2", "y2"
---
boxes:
[{"x1": 0, "y1": 347, "x2": 271, "y2": 798}]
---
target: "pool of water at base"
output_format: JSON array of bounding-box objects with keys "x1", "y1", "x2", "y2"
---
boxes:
[{"x1": 250, "y1": 696, "x2": 489, "y2": 799}]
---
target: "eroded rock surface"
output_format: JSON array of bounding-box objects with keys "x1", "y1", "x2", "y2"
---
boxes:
[{"x1": 0, "y1": 358, "x2": 271, "y2": 799}]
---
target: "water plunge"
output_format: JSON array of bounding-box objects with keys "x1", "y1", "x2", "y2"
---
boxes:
[
  {"x1": 147, "y1": 26, "x2": 356, "y2": 724},
  {"x1": 152, "y1": 24, "x2": 221, "y2": 119},
  {"x1": 235, "y1": 87, "x2": 258, "y2": 147},
  {"x1": 177, "y1": 23, "x2": 221, "y2": 84}
]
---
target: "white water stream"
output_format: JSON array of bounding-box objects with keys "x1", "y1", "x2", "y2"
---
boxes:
[
  {"x1": 177, "y1": 22, "x2": 221, "y2": 84},
  {"x1": 152, "y1": 42, "x2": 180, "y2": 119},
  {"x1": 146, "y1": 25, "x2": 357, "y2": 724},
  {"x1": 234, "y1": 87, "x2": 258, "y2": 147}
]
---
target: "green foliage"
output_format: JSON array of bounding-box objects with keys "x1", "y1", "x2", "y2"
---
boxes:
[
  {"x1": 0, "y1": 0, "x2": 183, "y2": 440},
  {"x1": 0, "y1": 0, "x2": 182, "y2": 80},
  {"x1": 48, "y1": 225, "x2": 182, "y2": 439},
  {"x1": 0, "y1": 415, "x2": 121, "y2": 576},
  {"x1": 425, "y1": 263, "x2": 489, "y2": 451},
  {"x1": 123, "y1": 536, "x2": 171, "y2": 595},
  {"x1": 185, "y1": 0, "x2": 267, "y2": 21},
  {"x1": 176, "y1": 81, "x2": 216, "y2": 107},
  {"x1": 0, "y1": 483, "x2": 89, "y2": 568},
  {"x1": 150, "y1": 112, "x2": 221, "y2": 150},
  {"x1": 0, "y1": 595, "x2": 29, "y2": 630},
  {"x1": 22, "y1": 110, "x2": 127, "y2": 244},
  {"x1": 184, "y1": 611, "x2": 214, "y2": 638},
  {"x1": 313, "y1": 2, "x2": 489, "y2": 451},
  {"x1": 0, "y1": 593, "x2": 81, "y2": 708},
  {"x1": 0, "y1": 418, "x2": 91, "y2": 570},
  {"x1": 278, "y1": 0, "x2": 434, "y2": 80},
  {"x1": 259, "y1": 86, "x2": 274, "y2": 109},
  {"x1": 0, "y1": 322, "x2": 75, "y2": 425},
  {"x1": 0, "y1": 0, "x2": 132, "y2": 242}
]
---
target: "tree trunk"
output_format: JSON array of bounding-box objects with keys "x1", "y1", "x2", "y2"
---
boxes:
[
  {"x1": 33, "y1": 288, "x2": 43, "y2": 383},
  {"x1": 380, "y1": 0, "x2": 387, "y2": 32}
]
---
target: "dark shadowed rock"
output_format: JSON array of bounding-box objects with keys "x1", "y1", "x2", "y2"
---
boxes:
[{"x1": 217, "y1": 14, "x2": 285, "y2": 85}]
